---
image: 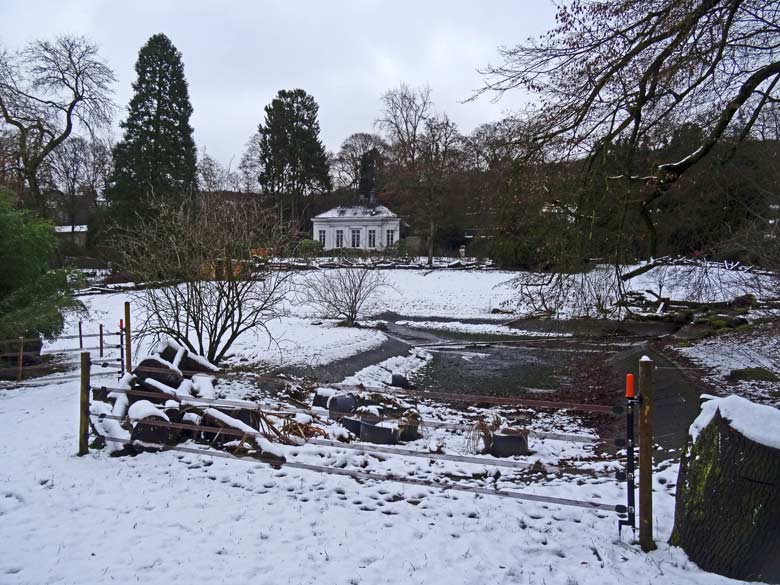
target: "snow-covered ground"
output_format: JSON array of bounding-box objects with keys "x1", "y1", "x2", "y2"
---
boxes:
[
  {"x1": 3, "y1": 266, "x2": 775, "y2": 584},
  {"x1": 674, "y1": 322, "x2": 780, "y2": 406},
  {"x1": 396, "y1": 320, "x2": 571, "y2": 337},
  {"x1": 0, "y1": 366, "x2": 743, "y2": 585}
]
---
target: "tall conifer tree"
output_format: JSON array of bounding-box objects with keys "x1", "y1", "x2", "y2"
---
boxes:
[
  {"x1": 107, "y1": 34, "x2": 197, "y2": 224},
  {"x1": 241, "y1": 89, "x2": 330, "y2": 227}
]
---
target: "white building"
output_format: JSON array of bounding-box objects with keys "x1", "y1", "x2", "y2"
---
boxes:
[{"x1": 312, "y1": 205, "x2": 401, "y2": 251}]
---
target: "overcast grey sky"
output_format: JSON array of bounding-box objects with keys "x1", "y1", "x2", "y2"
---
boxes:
[{"x1": 1, "y1": 0, "x2": 557, "y2": 166}]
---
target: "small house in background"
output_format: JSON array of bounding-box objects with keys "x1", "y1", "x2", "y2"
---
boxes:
[
  {"x1": 55, "y1": 224, "x2": 88, "y2": 249},
  {"x1": 313, "y1": 148, "x2": 401, "y2": 251},
  {"x1": 312, "y1": 201, "x2": 400, "y2": 252}
]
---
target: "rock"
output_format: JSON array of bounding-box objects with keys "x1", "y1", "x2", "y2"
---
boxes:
[{"x1": 391, "y1": 374, "x2": 411, "y2": 389}]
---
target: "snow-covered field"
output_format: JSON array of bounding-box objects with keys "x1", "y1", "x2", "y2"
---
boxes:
[
  {"x1": 396, "y1": 320, "x2": 570, "y2": 337},
  {"x1": 3, "y1": 266, "x2": 775, "y2": 584},
  {"x1": 0, "y1": 362, "x2": 741, "y2": 585},
  {"x1": 674, "y1": 322, "x2": 780, "y2": 406},
  {"x1": 43, "y1": 270, "x2": 522, "y2": 372}
]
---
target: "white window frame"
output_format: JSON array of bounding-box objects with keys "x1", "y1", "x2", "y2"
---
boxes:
[
  {"x1": 368, "y1": 229, "x2": 376, "y2": 248},
  {"x1": 318, "y1": 230, "x2": 326, "y2": 246},
  {"x1": 335, "y1": 229, "x2": 344, "y2": 248},
  {"x1": 351, "y1": 228, "x2": 361, "y2": 248},
  {"x1": 386, "y1": 229, "x2": 395, "y2": 246}
]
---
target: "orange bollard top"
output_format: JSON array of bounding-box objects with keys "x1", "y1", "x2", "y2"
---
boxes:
[
  {"x1": 119, "y1": 319, "x2": 124, "y2": 330},
  {"x1": 625, "y1": 373, "x2": 635, "y2": 398}
]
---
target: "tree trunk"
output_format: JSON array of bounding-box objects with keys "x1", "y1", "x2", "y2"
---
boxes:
[
  {"x1": 639, "y1": 201, "x2": 657, "y2": 259},
  {"x1": 427, "y1": 217, "x2": 435, "y2": 266},
  {"x1": 25, "y1": 170, "x2": 47, "y2": 218},
  {"x1": 670, "y1": 410, "x2": 780, "y2": 583}
]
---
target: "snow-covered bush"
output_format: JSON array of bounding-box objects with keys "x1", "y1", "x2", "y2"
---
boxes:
[
  {"x1": 302, "y1": 268, "x2": 389, "y2": 325},
  {"x1": 112, "y1": 196, "x2": 294, "y2": 364}
]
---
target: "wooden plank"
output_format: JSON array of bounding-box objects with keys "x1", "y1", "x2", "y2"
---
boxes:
[{"x1": 95, "y1": 433, "x2": 620, "y2": 511}]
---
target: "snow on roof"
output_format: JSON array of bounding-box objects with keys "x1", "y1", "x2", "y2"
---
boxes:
[
  {"x1": 690, "y1": 394, "x2": 780, "y2": 449},
  {"x1": 54, "y1": 225, "x2": 88, "y2": 233},
  {"x1": 314, "y1": 205, "x2": 397, "y2": 219}
]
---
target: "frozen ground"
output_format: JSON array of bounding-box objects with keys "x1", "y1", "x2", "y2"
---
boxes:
[
  {"x1": 3, "y1": 267, "x2": 774, "y2": 584},
  {"x1": 673, "y1": 322, "x2": 780, "y2": 406},
  {"x1": 396, "y1": 320, "x2": 572, "y2": 337},
  {"x1": 0, "y1": 359, "x2": 746, "y2": 585}
]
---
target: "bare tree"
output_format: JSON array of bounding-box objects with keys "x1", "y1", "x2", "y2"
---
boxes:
[
  {"x1": 378, "y1": 85, "x2": 463, "y2": 265},
  {"x1": 198, "y1": 151, "x2": 241, "y2": 193},
  {"x1": 418, "y1": 113, "x2": 463, "y2": 265},
  {"x1": 303, "y1": 268, "x2": 389, "y2": 325},
  {"x1": 332, "y1": 132, "x2": 387, "y2": 191},
  {"x1": 477, "y1": 0, "x2": 780, "y2": 259},
  {"x1": 112, "y1": 197, "x2": 293, "y2": 365},
  {"x1": 377, "y1": 84, "x2": 432, "y2": 166},
  {"x1": 0, "y1": 36, "x2": 115, "y2": 216},
  {"x1": 47, "y1": 135, "x2": 111, "y2": 228}
]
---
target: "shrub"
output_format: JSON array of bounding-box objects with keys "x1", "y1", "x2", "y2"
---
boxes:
[
  {"x1": 295, "y1": 238, "x2": 324, "y2": 259},
  {"x1": 0, "y1": 190, "x2": 82, "y2": 339}
]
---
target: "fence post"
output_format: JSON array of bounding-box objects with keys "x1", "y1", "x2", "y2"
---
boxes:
[
  {"x1": 618, "y1": 373, "x2": 637, "y2": 536},
  {"x1": 79, "y1": 351, "x2": 91, "y2": 456},
  {"x1": 638, "y1": 355, "x2": 656, "y2": 552},
  {"x1": 124, "y1": 301, "x2": 132, "y2": 373},
  {"x1": 99, "y1": 323, "x2": 104, "y2": 358},
  {"x1": 16, "y1": 336, "x2": 24, "y2": 382},
  {"x1": 78, "y1": 320, "x2": 84, "y2": 349}
]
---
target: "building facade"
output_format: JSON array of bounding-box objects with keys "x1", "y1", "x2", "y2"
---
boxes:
[{"x1": 312, "y1": 205, "x2": 401, "y2": 251}]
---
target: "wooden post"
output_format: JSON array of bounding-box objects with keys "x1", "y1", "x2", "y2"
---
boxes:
[
  {"x1": 118, "y1": 319, "x2": 124, "y2": 375},
  {"x1": 638, "y1": 355, "x2": 656, "y2": 552},
  {"x1": 16, "y1": 337, "x2": 24, "y2": 382},
  {"x1": 99, "y1": 323, "x2": 104, "y2": 358},
  {"x1": 78, "y1": 320, "x2": 83, "y2": 349},
  {"x1": 78, "y1": 352, "x2": 90, "y2": 456},
  {"x1": 124, "y1": 301, "x2": 132, "y2": 373}
]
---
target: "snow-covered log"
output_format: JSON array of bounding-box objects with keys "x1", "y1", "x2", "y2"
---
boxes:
[
  {"x1": 133, "y1": 356, "x2": 183, "y2": 389},
  {"x1": 670, "y1": 395, "x2": 780, "y2": 583},
  {"x1": 154, "y1": 339, "x2": 220, "y2": 374},
  {"x1": 128, "y1": 400, "x2": 179, "y2": 447}
]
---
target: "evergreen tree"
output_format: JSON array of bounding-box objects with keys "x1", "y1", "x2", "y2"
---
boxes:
[
  {"x1": 357, "y1": 147, "x2": 382, "y2": 202},
  {"x1": 241, "y1": 89, "x2": 330, "y2": 227},
  {"x1": 107, "y1": 34, "x2": 197, "y2": 224}
]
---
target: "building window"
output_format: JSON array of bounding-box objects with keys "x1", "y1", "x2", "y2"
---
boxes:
[
  {"x1": 336, "y1": 230, "x2": 344, "y2": 248},
  {"x1": 351, "y1": 229, "x2": 361, "y2": 248},
  {"x1": 318, "y1": 230, "x2": 326, "y2": 246},
  {"x1": 386, "y1": 229, "x2": 395, "y2": 246},
  {"x1": 368, "y1": 229, "x2": 376, "y2": 248}
]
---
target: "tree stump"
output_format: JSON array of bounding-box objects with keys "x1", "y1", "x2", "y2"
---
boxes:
[{"x1": 670, "y1": 399, "x2": 780, "y2": 583}]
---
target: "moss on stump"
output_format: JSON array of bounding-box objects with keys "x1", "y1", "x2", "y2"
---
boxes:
[{"x1": 670, "y1": 411, "x2": 780, "y2": 583}]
